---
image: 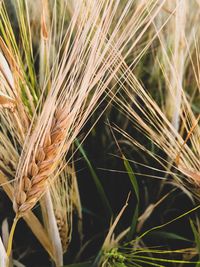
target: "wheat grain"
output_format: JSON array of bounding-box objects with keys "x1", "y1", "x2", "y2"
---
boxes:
[
  {"x1": 14, "y1": 107, "x2": 68, "y2": 215},
  {"x1": 55, "y1": 209, "x2": 70, "y2": 253}
]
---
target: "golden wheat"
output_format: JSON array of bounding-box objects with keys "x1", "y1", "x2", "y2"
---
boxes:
[
  {"x1": 55, "y1": 209, "x2": 70, "y2": 253},
  {"x1": 14, "y1": 107, "x2": 68, "y2": 215}
]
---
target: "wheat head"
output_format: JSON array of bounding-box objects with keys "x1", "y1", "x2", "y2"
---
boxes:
[{"x1": 13, "y1": 107, "x2": 68, "y2": 215}]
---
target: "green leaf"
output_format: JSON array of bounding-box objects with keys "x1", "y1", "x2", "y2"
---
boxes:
[
  {"x1": 149, "y1": 231, "x2": 191, "y2": 242},
  {"x1": 75, "y1": 139, "x2": 112, "y2": 218},
  {"x1": 130, "y1": 204, "x2": 139, "y2": 236},
  {"x1": 133, "y1": 258, "x2": 164, "y2": 267},
  {"x1": 133, "y1": 254, "x2": 200, "y2": 265},
  {"x1": 122, "y1": 155, "x2": 139, "y2": 239},
  {"x1": 133, "y1": 204, "x2": 200, "y2": 244},
  {"x1": 190, "y1": 219, "x2": 200, "y2": 266},
  {"x1": 123, "y1": 155, "x2": 139, "y2": 201},
  {"x1": 114, "y1": 263, "x2": 127, "y2": 267}
]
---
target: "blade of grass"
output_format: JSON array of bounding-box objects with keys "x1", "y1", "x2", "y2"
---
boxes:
[
  {"x1": 123, "y1": 155, "x2": 139, "y2": 240},
  {"x1": 133, "y1": 258, "x2": 164, "y2": 267},
  {"x1": 133, "y1": 255, "x2": 199, "y2": 264},
  {"x1": 149, "y1": 231, "x2": 191, "y2": 242},
  {"x1": 190, "y1": 219, "x2": 200, "y2": 266},
  {"x1": 75, "y1": 139, "x2": 112, "y2": 218},
  {"x1": 123, "y1": 155, "x2": 139, "y2": 200},
  {"x1": 133, "y1": 204, "x2": 200, "y2": 244}
]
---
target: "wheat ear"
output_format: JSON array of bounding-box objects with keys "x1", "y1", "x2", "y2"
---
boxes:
[
  {"x1": 14, "y1": 107, "x2": 68, "y2": 215},
  {"x1": 49, "y1": 166, "x2": 74, "y2": 253}
]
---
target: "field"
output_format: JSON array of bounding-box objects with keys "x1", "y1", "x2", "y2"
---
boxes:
[{"x1": 0, "y1": 1, "x2": 200, "y2": 266}]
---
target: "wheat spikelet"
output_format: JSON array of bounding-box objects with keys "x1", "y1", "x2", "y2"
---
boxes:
[
  {"x1": 50, "y1": 166, "x2": 74, "y2": 253},
  {"x1": 14, "y1": 107, "x2": 68, "y2": 215},
  {"x1": 55, "y1": 209, "x2": 70, "y2": 253}
]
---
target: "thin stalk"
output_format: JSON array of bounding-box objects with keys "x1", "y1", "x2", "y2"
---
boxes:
[
  {"x1": 44, "y1": 189, "x2": 63, "y2": 267},
  {"x1": 6, "y1": 215, "x2": 20, "y2": 265},
  {"x1": 0, "y1": 237, "x2": 7, "y2": 267}
]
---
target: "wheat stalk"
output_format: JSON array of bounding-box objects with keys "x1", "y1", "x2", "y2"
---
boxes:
[{"x1": 0, "y1": 237, "x2": 7, "y2": 267}]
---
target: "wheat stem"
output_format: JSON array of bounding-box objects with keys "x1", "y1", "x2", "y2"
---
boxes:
[
  {"x1": 45, "y1": 189, "x2": 63, "y2": 266},
  {"x1": 6, "y1": 215, "x2": 20, "y2": 265}
]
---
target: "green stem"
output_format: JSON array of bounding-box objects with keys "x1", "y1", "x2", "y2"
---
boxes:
[{"x1": 6, "y1": 215, "x2": 20, "y2": 264}]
